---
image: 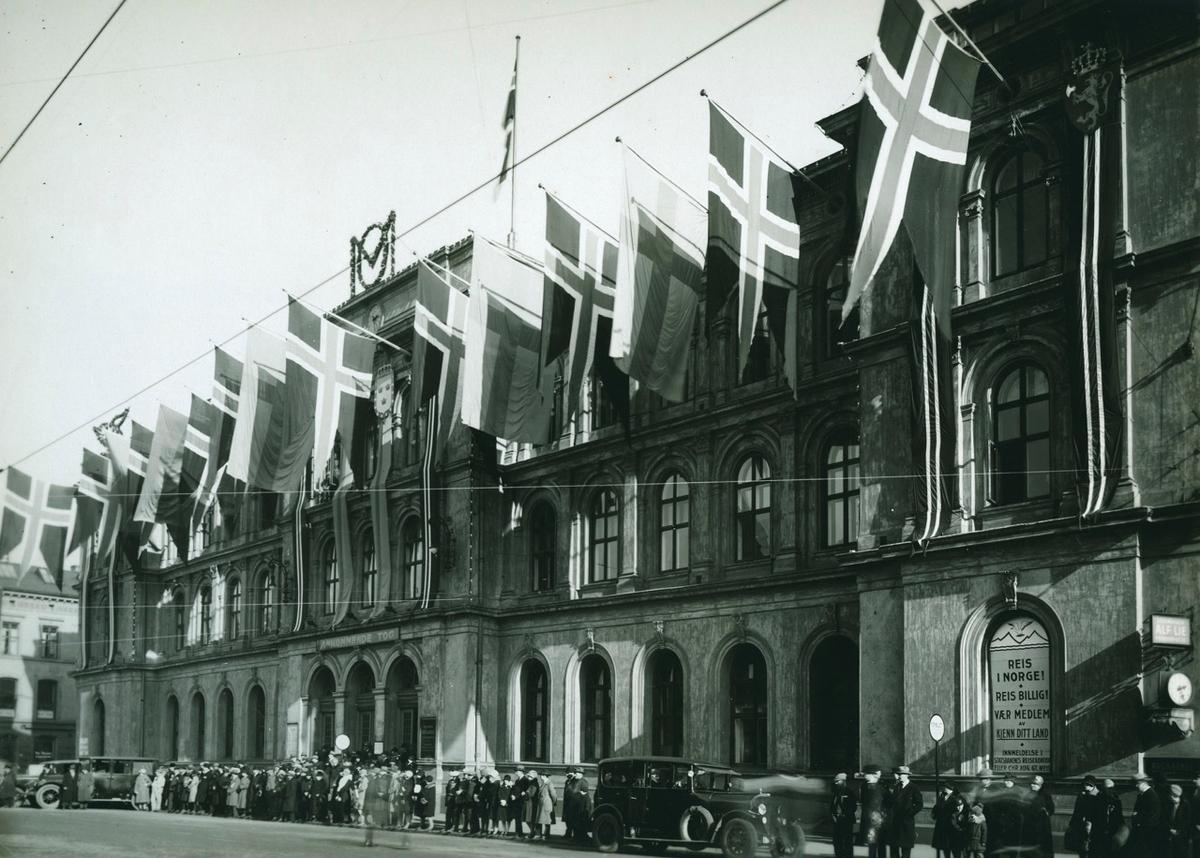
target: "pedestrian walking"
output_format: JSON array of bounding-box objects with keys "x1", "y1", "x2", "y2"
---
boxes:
[
  {"x1": 61, "y1": 764, "x2": 79, "y2": 809},
  {"x1": 886, "y1": 765, "x2": 923, "y2": 858},
  {"x1": 133, "y1": 767, "x2": 151, "y2": 811},
  {"x1": 931, "y1": 781, "x2": 962, "y2": 858}
]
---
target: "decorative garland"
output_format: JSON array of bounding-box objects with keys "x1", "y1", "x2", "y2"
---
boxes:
[{"x1": 349, "y1": 210, "x2": 397, "y2": 296}]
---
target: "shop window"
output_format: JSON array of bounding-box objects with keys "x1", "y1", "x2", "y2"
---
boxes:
[
  {"x1": 735, "y1": 454, "x2": 772, "y2": 560},
  {"x1": 521, "y1": 660, "x2": 548, "y2": 762},
  {"x1": 658, "y1": 474, "x2": 690, "y2": 573},
  {"x1": 589, "y1": 490, "x2": 620, "y2": 583},
  {"x1": 823, "y1": 431, "x2": 861, "y2": 547},
  {"x1": 991, "y1": 363, "x2": 1051, "y2": 504},
  {"x1": 33, "y1": 735, "x2": 56, "y2": 762},
  {"x1": 401, "y1": 520, "x2": 424, "y2": 601},
  {"x1": 650, "y1": 650, "x2": 684, "y2": 757}
]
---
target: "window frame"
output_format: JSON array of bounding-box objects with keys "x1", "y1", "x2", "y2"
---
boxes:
[
  {"x1": 822, "y1": 431, "x2": 861, "y2": 548},
  {"x1": 588, "y1": 489, "x2": 621, "y2": 584},
  {"x1": 650, "y1": 649, "x2": 684, "y2": 757},
  {"x1": 198, "y1": 586, "x2": 213, "y2": 646},
  {"x1": 580, "y1": 655, "x2": 613, "y2": 763},
  {"x1": 989, "y1": 362, "x2": 1051, "y2": 506},
  {"x1": 36, "y1": 679, "x2": 57, "y2": 719},
  {"x1": 39, "y1": 624, "x2": 59, "y2": 660},
  {"x1": 821, "y1": 256, "x2": 859, "y2": 361},
  {"x1": 227, "y1": 577, "x2": 242, "y2": 640},
  {"x1": 2, "y1": 621, "x2": 18, "y2": 656},
  {"x1": 321, "y1": 540, "x2": 339, "y2": 614},
  {"x1": 529, "y1": 502, "x2": 557, "y2": 592},
  {"x1": 520, "y1": 659, "x2": 548, "y2": 762},
  {"x1": 729, "y1": 643, "x2": 769, "y2": 767},
  {"x1": 658, "y1": 473, "x2": 690, "y2": 574},
  {"x1": 401, "y1": 519, "x2": 424, "y2": 601},
  {"x1": 990, "y1": 149, "x2": 1050, "y2": 279},
  {"x1": 361, "y1": 534, "x2": 377, "y2": 610},
  {"x1": 735, "y1": 454, "x2": 772, "y2": 561}
]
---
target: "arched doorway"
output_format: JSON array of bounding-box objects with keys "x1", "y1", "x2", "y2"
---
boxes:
[
  {"x1": 217, "y1": 688, "x2": 235, "y2": 759},
  {"x1": 809, "y1": 635, "x2": 859, "y2": 771},
  {"x1": 385, "y1": 658, "x2": 420, "y2": 757},
  {"x1": 648, "y1": 649, "x2": 684, "y2": 757},
  {"x1": 166, "y1": 695, "x2": 180, "y2": 760},
  {"x1": 190, "y1": 692, "x2": 206, "y2": 759},
  {"x1": 724, "y1": 643, "x2": 768, "y2": 767},
  {"x1": 346, "y1": 662, "x2": 376, "y2": 754},
  {"x1": 248, "y1": 686, "x2": 267, "y2": 759},
  {"x1": 580, "y1": 654, "x2": 613, "y2": 763},
  {"x1": 92, "y1": 698, "x2": 106, "y2": 757},
  {"x1": 520, "y1": 659, "x2": 548, "y2": 763},
  {"x1": 308, "y1": 666, "x2": 337, "y2": 754}
]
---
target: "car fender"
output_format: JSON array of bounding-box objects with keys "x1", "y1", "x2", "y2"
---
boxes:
[
  {"x1": 715, "y1": 808, "x2": 767, "y2": 837},
  {"x1": 590, "y1": 802, "x2": 625, "y2": 826}
]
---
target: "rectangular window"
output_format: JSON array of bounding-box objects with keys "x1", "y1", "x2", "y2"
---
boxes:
[
  {"x1": 0, "y1": 677, "x2": 17, "y2": 713},
  {"x1": 33, "y1": 735, "x2": 56, "y2": 761},
  {"x1": 40, "y1": 626, "x2": 59, "y2": 659},
  {"x1": 36, "y1": 680, "x2": 57, "y2": 719},
  {"x1": 2, "y1": 622, "x2": 17, "y2": 655}
]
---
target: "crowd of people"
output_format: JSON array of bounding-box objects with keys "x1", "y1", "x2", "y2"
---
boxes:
[
  {"x1": 829, "y1": 765, "x2": 1200, "y2": 858},
  {"x1": 44, "y1": 748, "x2": 595, "y2": 849}
]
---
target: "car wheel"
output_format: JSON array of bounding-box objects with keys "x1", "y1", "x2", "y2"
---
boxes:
[
  {"x1": 679, "y1": 805, "x2": 715, "y2": 842},
  {"x1": 35, "y1": 783, "x2": 61, "y2": 810},
  {"x1": 592, "y1": 811, "x2": 624, "y2": 854},
  {"x1": 720, "y1": 817, "x2": 758, "y2": 858}
]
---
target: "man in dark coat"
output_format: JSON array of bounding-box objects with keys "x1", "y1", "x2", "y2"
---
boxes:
[
  {"x1": 1068, "y1": 775, "x2": 1104, "y2": 857},
  {"x1": 886, "y1": 765, "x2": 923, "y2": 858},
  {"x1": 859, "y1": 764, "x2": 886, "y2": 858},
  {"x1": 985, "y1": 772, "x2": 1024, "y2": 857},
  {"x1": 830, "y1": 772, "x2": 858, "y2": 858},
  {"x1": 1127, "y1": 773, "x2": 1162, "y2": 858},
  {"x1": 1163, "y1": 783, "x2": 1191, "y2": 858},
  {"x1": 931, "y1": 781, "x2": 959, "y2": 858},
  {"x1": 1025, "y1": 774, "x2": 1056, "y2": 858}
]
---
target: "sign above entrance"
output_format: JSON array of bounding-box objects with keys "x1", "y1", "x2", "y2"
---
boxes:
[
  {"x1": 316, "y1": 627, "x2": 400, "y2": 651},
  {"x1": 1151, "y1": 614, "x2": 1192, "y2": 648}
]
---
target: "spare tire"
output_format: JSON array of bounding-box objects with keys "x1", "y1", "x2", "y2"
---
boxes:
[{"x1": 680, "y1": 804, "x2": 715, "y2": 842}]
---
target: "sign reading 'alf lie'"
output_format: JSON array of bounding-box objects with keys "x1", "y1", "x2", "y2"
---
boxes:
[{"x1": 990, "y1": 617, "x2": 1052, "y2": 773}]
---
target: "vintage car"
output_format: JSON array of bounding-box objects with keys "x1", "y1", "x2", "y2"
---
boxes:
[
  {"x1": 589, "y1": 756, "x2": 779, "y2": 857},
  {"x1": 25, "y1": 756, "x2": 158, "y2": 808}
]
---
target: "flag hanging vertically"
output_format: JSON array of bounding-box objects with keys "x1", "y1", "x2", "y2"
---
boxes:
[
  {"x1": 367, "y1": 366, "x2": 396, "y2": 620},
  {"x1": 462, "y1": 236, "x2": 553, "y2": 444},
  {"x1": 611, "y1": 145, "x2": 707, "y2": 402},
  {"x1": 541, "y1": 192, "x2": 620, "y2": 420},
  {"x1": 134, "y1": 405, "x2": 189, "y2": 531},
  {"x1": 412, "y1": 260, "x2": 468, "y2": 461},
  {"x1": 193, "y1": 347, "x2": 241, "y2": 534},
  {"x1": 70, "y1": 448, "x2": 111, "y2": 556},
  {"x1": 705, "y1": 99, "x2": 801, "y2": 386},
  {"x1": 284, "y1": 297, "x2": 374, "y2": 483},
  {"x1": 226, "y1": 327, "x2": 285, "y2": 491},
  {"x1": 0, "y1": 468, "x2": 73, "y2": 588},
  {"x1": 498, "y1": 37, "x2": 519, "y2": 186},
  {"x1": 843, "y1": 0, "x2": 980, "y2": 336}
]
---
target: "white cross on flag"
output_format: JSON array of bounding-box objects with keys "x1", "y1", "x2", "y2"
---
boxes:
[
  {"x1": 285, "y1": 297, "x2": 374, "y2": 481},
  {"x1": 0, "y1": 467, "x2": 73, "y2": 586},
  {"x1": 705, "y1": 99, "x2": 800, "y2": 383},
  {"x1": 541, "y1": 192, "x2": 619, "y2": 419},
  {"x1": 843, "y1": 0, "x2": 980, "y2": 335}
]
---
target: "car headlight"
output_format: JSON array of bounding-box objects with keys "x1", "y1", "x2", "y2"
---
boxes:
[{"x1": 756, "y1": 803, "x2": 767, "y2": 816}]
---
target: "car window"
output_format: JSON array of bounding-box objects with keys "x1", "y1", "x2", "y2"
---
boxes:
[
  {"x1": 93, "y1": 760, "x2": 111, "y2": 773},
  {"x1": 646, "y1": 764, "x2": 673, "y2": 788},
  {"x1": 600, "y1": 760, "x2": 633, "y2": 788},
  {"x1": 111, "y1": 761, "x2": 131, "y2": 775},
  {"x1": 672, "y1": 764, "x2": 695, "y2": 788}
]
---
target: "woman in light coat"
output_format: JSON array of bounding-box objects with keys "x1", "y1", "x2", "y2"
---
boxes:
[
  {"x1": 151, "y1": 767, "x2": 166, "y2": 811},
  {"x1": 535, "y1": 773, "x2": 556, "y2": 841},
  {"x1": 133, "y1": 768, "x2": 152, "y2": 811}
]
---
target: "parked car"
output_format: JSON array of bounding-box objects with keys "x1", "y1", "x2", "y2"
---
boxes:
[
  {"x1": 25, "y1": 756, "x2": 158, "y2": 809},
  {"x1": 589, "y1": 756, "x2": 777, "y2": 857}
]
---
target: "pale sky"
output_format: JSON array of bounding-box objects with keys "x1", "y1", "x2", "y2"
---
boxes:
[{"x1": 0, "y1": 0, "x2": 881, "y2": 487}]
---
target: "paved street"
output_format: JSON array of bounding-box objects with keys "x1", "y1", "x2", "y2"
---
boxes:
[{"x1": 0, "y1": 807, "x2": 1061, "y2": 858}]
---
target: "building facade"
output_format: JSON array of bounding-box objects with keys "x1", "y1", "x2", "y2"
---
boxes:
[
  {"x1": 1, "y1": 568, "x2": 80, "y2": 769},
  {"x1": 74, "y1": 0, "x2": 1198, "y2": 806}
]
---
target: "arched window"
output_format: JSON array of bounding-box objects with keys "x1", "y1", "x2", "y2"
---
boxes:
[
  {"x1": 166, "y1": 695, "x2": 180, "y2": 760},
  {"x1": 580, "y1": 655, "x2": 612, "y2": 763},
  {"x1": 992, "y1": 150, "x2": 1049, "y2": 277},
  {"x1": 258, "y1": 571, "x2": 275, "y2": 636},
  {"x1": 92, "y1": 698, "x2": 106, "y2": 757},
  {"x1": 729, "y1": 643, "x2": 768, "y2": 766},
  {"x1": 401, "y1": 519, "x2": 424, "y2": 601},
  {"x1": 387, "y1": 658, "x2": 420, "y2": 755},
  {"x1": 650, "y1": 650, "x2": 684, "y2": 757},
  {"x1": 589, "y1": 490, "x2": 620, "y2": 583},
  {"x1": 218, "y1": 688, "x2": 235, "y2": 760},
  {"x1": 172, "y1": 589, "x2": 186, "y2": 651},
  {"x1": 521, "y1": 660, "x2": 548, "y2": 762},
  {"x1": 361, "y1": 536, "x2": 377, "y2": 611},
  {"x1": 321, "y1": 541, "x2": 338, "y2": 613},
  {"x1": 248, "y1": 685, "x2": 266, "y2": 759},
  {"x1": 991, "y1": 363, "x2": 1050, "y2": 504},
  {"x1": 809, "y1": 636, "x2": 859, "y2": 771},
  {"x1": 227, "y1": 578, "x2": 242, "y2": 640},
  {"x1": 736, "y1": 454, "x2": 772, "y2": 560},
  {"x1": 198, "y1": 585, "x2": 213, "y2": 646},
  {"x1": 823, "y1": 431, "x2": 861, "y2": 548},
  {"x1": 658, "y1": 474, "x2": 690, "y2": 573},
  {"x1": 822, "y1": 257, "x2": 859, "y2": 359},
  {"x1": 529, "y1": 503, "x2": 556, "y2": 592},
  {"x1": 92, "y1": 592, "x2": 110, "y2": 662}
]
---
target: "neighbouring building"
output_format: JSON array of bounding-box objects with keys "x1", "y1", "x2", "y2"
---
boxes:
[
  {"x1": 73, "y1": 0, "x2": 1198, "y2": 826},
  {"x1": 1, "y1": 567, "x2": 80, "y2": 769}
]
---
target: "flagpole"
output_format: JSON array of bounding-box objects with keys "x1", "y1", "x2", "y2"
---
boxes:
[
  {"x1": 509, "y1": 35, "x2": 521, "y2": 250},
  {"x1": 927, "y1": 0, "x2": 1011, "y2": 91}
]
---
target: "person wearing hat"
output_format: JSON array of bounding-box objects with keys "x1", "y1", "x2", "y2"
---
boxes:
[
  {"x1": 133, "y1": 766, "x2": 152, "y2": 811},
  {"x1": 885, "y1": 765, "x2": 923, "y2": 858},
  {"x1": 497, "y1": 772, "x2": 515, "y2": 837},
  {"x1": 982, "y1": 771, "x2": 1023, "y2": 856},
  {"x1": 1189, "y1": 774, "x2": 1200, "y2": 858},
  {"x1": 1067, "y1": 776, "x2": 1102, "y2": 856},
  {"x1": 858, "y1": 765, "x2": 886, "y2": 858},
  {"x1": 829, "y1": 772, "x2": 857, "y2": 858},
  {"x1": 931, "y1": 781, "x2": 963, "y2": 858},
  {"x1": 1023, "y1": 774, "x2": 1055, "y2": 857},
  {"x1": 1127, "y1": 773, "x2": 1162, "y2": 858},
  {"x1": 965, "y1": 803, "x2": 988, "y2": 858},
  {"x1": 1164, "y1": 783, "x2": 1190, "y2": 858}
]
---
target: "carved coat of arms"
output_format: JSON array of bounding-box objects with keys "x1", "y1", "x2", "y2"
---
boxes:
[{"x1": 1064, "y1": 44, "x2": 1117, "y2": 134}]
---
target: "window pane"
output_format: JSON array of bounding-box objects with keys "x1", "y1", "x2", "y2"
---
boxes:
[
  {"x1": 994, "y1": 195, "x2": 1018, "y2": 275},
  {"x1": 1026, "y1": 400, "x2": 1049, "y2": 436},
  {"x1": 997, "y1": 407, "x2": 1020, "y2": 441},
  {"x1": 828, "y1": 500, "x2": 844, "y2": 546},
  {"x1": 1026, "y1": 367, "x2": 1048, "y2": 396},
  {"x1": 1021, "y1": 152, "x2": 1043, "y2": 183},
  {"x1": 1023, "y1": 183, "x2": 1047, "y2": 264},
  {"x1": 1026, "y1": 438, "x2": 1050, "y2": 498},
  {"x1": 997, "y1": 371, "x2": 1021, "y2": 404},
  {"x1": 995, "y1": 158, "x2": 1020, "y2": 191},
  {"x1": 677, "y1": 495, "x2": 689, "y2": 525},
  {"x1": 754, "y1": 512, "x2": 771, "y2": 556},
  {"x1": 678, "y1": 535, "x2": 689, "y2": 569},
  {"x1": 847, "y1": 494, "x2": 859, "y2": 541}
]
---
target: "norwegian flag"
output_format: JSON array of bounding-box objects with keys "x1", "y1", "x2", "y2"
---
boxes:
[
  {"x1": 70, "y1": 448, "x2": 111, "y2": 555},
  {"x1": 0, "y1": 467, "x2": 73, "y2": 588},
  {"x1": 843, "y1": 0, "x2": 980, "y2": 335},
  {"x1": 542, "y1": 192, "x2": 621, "y2": 421},
  {"x1": 284, "y1": 297, "x2": 374, "y2": 483},
  {"x1": 193, "y1": 347, "x2": 241, "y2": 534},
  {"x1": 412, "y1": 260, "x2": 469, "y2": 462}
]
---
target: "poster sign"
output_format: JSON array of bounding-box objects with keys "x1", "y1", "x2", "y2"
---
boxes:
[
  {"x1": 1151, "y1": 614, "x2": 1191, "y2": 647},
  {"x1": 990, "y1": 617, "x2": 1051, "y2": 773}
]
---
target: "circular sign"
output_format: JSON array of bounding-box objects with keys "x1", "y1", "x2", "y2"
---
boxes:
[
  {"x1": 335, "y1": 733, "x2": 351, "y2": 751},
  {"x1": 1167, "y1": 672, "x2": 1194, "y2": 706},
  {"x1": 929, "y1": 714, "x2": 945, "y2": 742}
]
